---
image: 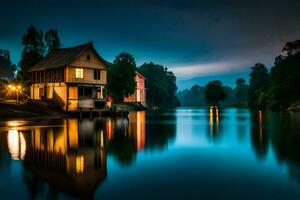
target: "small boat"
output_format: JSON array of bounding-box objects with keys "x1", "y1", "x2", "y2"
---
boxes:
[{"x1": 102, "y1": 105, "x2": 129, "y2": 117}]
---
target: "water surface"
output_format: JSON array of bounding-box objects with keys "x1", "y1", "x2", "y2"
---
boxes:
[{"x1": 0, "y1": 108, "x2": 300, "y2": 199}]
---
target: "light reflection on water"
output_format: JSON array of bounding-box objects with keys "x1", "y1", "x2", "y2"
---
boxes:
[
  {"x1": 0, "y1": 109, "x2": 300, "y2": 199},
  {"x1": 7, "y1": 129, "x2": 26, "y2": 160}
]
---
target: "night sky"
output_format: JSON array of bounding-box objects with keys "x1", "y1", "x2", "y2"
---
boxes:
[{"x1": 1, "y1": 0, "x2": 300, "y2": 88}]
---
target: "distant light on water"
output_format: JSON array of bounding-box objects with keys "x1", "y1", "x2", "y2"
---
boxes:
[
  {"x1": 7, "y1": 129, "x2": 26, "y2": 160},
  {"x1": 7, "y1": 121, "x2": 22, "y2": 127}
]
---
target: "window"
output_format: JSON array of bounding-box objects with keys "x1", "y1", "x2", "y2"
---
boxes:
[
  {"x1": 78, "y1": 87, "x2": 84, "y2": 97},
  {"x1": 75, "y1": 68, "x2": 83, "y2": 78},
  {"x1": 78, "y1": 86, "x2": 92, "y2": 98},
  {"x1": 76, "y1": 156, "x2": 84, "y2": 173},
  {"x1": 86, "y1": 54, "x2": 90, "y2": 61},
  {"x1": 94, "y1": 69, "x2": 101, "y2": 80}
]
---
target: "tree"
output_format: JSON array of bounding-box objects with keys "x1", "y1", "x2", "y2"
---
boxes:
[
  {"x1": 204, "y1": 80, "x2": 227, "y2": 106},
  {"x1": 269, "y1": 50, "x2": 300, "y2": 109},
  {"x1": 44, "y1": 29, "x2": 61, "y2": 53},
  {"x1": 18, "y1": 25, "x2": 44, "y2": 84},
  {"x1": 248, "y1": 63, "x2": 269, "y2": 110},
  {"x1": 235, "y1": 78, "x2": 248, "y2": 106},
  {"x1": 282, "y1": 40, "x2": 300, "y2": 56},
  {"x1": 0, "y1": 49, "x2": 16, "y2": 80},
  {"x1": 108, "y1": 52, "x2": 136, "y2": 103},
  {"x1": 138, "y1": 62, "x2": 179, "y2": 108},
  {"x1": 177, "y1": 84, "x2": 206, "y2": 107}
]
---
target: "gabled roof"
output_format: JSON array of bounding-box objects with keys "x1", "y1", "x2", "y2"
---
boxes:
[{"x1": 28, "y1": 42, "x2": 107, "y2": 72}]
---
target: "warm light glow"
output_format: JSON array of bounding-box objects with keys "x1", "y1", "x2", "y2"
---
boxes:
[
  {"x1": 259, "y1": 110, "x2": 263, "y2": 143},
  {"x1": 216, "y1": 108, "x2": 219, "y2": 124},
  {"x1": 75, "y1": 68, "x2": 83, "y2": 78},
  {"x1": 136, "y1": 111, "x2": 145, "y2": 150},
  {"x1": 101, "y1": 130, "x2": 104, "y2": 149},
  {"x1": 68, "y1": 119, "x2": 78, "y2": 148},
  {"x1": 76, "y1": 155, "x2": 84, "y2": 173},
  {"x1": 106, "y1": 118, "x2": 112, "y2": 140},
  {"x1": 209, "y1": 108, "x2": 213, "y2": 135},
  {"x1": 7, "y1": 129, "x2": 26, "y2": 160},
  {"x1": 7, "y1": 121, "x2": 22, "y2": 127}
]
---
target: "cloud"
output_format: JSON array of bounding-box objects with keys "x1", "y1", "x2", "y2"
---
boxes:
[{"x1": 172, "y1": 59, "x2": 253, "y2": 78}]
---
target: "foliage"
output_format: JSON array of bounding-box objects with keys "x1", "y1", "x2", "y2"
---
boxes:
[
  {"x1": 222, "y1": 86, "x2": 236, "y2": 106},
  {"x1": 204, "y1": 80, "x2": 227, "y2": 106},
  {"x1": 177, "y1": 78, "x2": 248, "y2": 107},
  {"x1": 248, "y1": 63, "x2": 269, "y2": 110},
  {"x1": 44, "y1": 29, "x2": 61, "y2": 53},
  {"x1": 269, "y1": 52, "x2": 300, "y2": 109},
  {"x1": 17, "y1": 25, "x2": 61, "y2": 85},
  {"x1": 138, "y1": 62, "x2": 180, "y2": 108},
  {"x1": 235, "y1": 78, "x2": 248, "y2": 106},
  {"x1": 17, "y1": 25, "x2": 44, "y2": 84},
  {"x1": 0, "y1": 49, "x2": 16, "y2": 80},
  {"x1": 177, "y1": 85, "x2": 206, "y2": 107},
  {"x1": 108, "y1": 52, "x2": 136, "y2": 103}
]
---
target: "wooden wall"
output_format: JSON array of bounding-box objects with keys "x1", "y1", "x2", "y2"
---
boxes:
[
  {"x1": 67, "y1": 67, "x2": 107, "y2": 85},
  {"x1": 70, "y1": 48, "x2": 107, "y2": 69}
]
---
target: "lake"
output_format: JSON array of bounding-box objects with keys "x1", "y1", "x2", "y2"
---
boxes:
[{"x1": 0, "y1": 108, "x2": 300, "y2": 200}]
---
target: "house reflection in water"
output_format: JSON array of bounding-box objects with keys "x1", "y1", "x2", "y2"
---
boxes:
[
  {"x1": 128, "y1": 111, "x2": 146, "y2": 151},
  {"x1": 3, "y1": 112, "x2": 145, "y2": 197},
  {"x1": 22, "y1": 118, "x2": 107, "y2": 199},
  {"x1": 106, "y1": 111, "x2": 146, "y2": 151}
]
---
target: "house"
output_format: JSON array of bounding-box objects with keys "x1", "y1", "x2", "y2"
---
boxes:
[
  {"x1": 21, "y1": 119, "x2": 107, "y2": 199},
  {"x1": 28, "y1": 42, "x2": 108, "y2": 111},
  {"x1": 123, "y1": 71, "x2": 146, "y2": 105}
]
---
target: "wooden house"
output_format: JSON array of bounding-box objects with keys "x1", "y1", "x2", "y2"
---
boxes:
[
  {"x1": 123, "y1": 71, "x2": 146, "y2": 105},
  {"x1": 28, "y1": 42, "x2": 108, "y2": 111},
  {"x1": 22, "y1": 118, "x2": 107, "y2": 199}
]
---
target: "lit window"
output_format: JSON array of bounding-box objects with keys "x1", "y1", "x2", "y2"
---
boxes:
[
  {"x1": 75, "y1": 68, "x2": 83, "y2": 78},
  {"x1": 76, "y1": 155, "x2": 84, "y2": 173}
]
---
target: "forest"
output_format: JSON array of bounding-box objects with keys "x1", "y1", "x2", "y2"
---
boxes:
[{"x1": 177, "y1": 40, "x2": 300, "y2": 110}]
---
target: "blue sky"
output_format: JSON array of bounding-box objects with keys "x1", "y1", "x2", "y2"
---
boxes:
[{"x1": 1, "y1": 0, "x2": 300, "y2": 88}]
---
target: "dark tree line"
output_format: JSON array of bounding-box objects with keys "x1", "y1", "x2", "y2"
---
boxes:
[
  {"x1": 178, "y1": 40, "x2": 300, "y2": 110},
  {"x1": 108, "y1": 56, "x2": 180, "y2": 108},
  {"x1": 248, "y1": 40, "x2": 300, "y2": 110},
  {"x1": 138, "y1": 62, "x2": 180, "y2": 108},
  {"x1": 0, "y1": 49, "x2": 16, "y2": 80},
  {"x1": 177, "y1": 78, "x2": 249, "y2": 107},
  {"x1": 17, "y1": 25, "x2": 61, "y2": 85}
]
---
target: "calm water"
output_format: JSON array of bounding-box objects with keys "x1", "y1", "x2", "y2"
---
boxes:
[{"x1": 0, "y1": 108, "x2": 300, "y2": 200}]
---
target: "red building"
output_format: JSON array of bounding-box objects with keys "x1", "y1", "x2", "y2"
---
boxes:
[{"x1": 124, "y1": 71, "x2": 146, "y2": 105}]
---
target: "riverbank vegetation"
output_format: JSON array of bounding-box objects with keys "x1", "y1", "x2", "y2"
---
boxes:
[
  {"x1": 138, "y1": 62, "x2": 180, "y2": 108},
  {"x1": 177, "y1": 78, "x2": 248, "y2": 107},
  {"x1": 177, "y1": 40, "x2": 300, "y2": 111},
  {"x1": 1, "y1": 25, "x2": 299, "y2": 111}
]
